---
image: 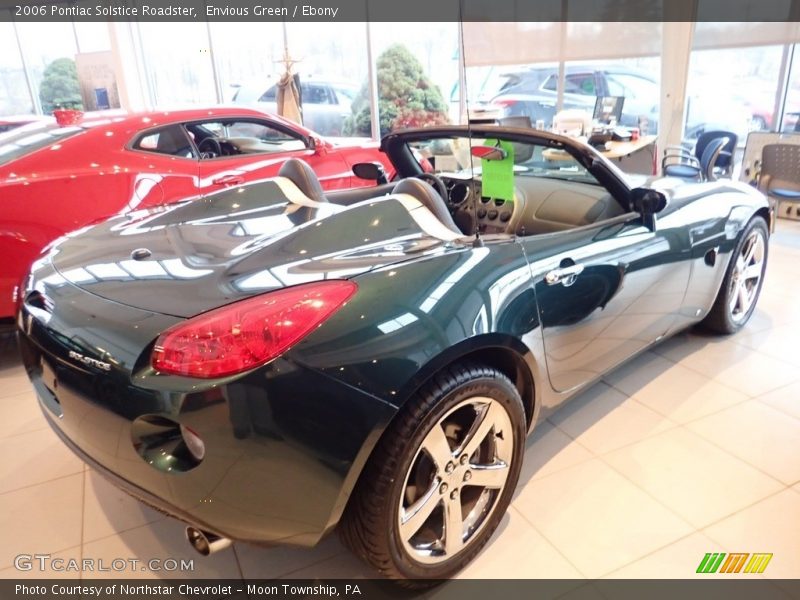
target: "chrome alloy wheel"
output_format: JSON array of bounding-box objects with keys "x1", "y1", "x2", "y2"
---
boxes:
[
  {"x1": 397, "y1": 396, "x2": 514, "y2": 564},
  {"x1": 729, "y1": 229, "x2": 766, "y2": 323}
]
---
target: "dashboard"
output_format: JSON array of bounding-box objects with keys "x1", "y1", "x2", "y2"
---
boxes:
[
  {"x1": 436, "y1": 172, "x2": 623, "y2": 236},
  {"x1": 440, "y1": 174, "x2": 518, "y2": 235}
]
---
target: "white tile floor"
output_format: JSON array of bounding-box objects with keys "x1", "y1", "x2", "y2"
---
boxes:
[{"x1": 1, "y1": 221, "x2": 799, "y2": 582}]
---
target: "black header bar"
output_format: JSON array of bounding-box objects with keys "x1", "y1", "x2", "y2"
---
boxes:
[{"x1": 1, "y1": 0, "x2": 800, "y2": 22}]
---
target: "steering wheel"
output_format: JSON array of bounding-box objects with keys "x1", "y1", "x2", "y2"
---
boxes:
[
  {"x1": 416, "y1": 172, "x2": 449, "y2": 203},
  {"x1": 198, "y1": 137, "x2": 222, "y2": 158}
]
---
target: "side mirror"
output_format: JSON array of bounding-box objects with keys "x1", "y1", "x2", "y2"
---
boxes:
[
  {"x1": 352, "y1": 161, "x2": 388, "y2": 184},
  {"x1": 308, "y1": 135, "x2": 328, "y2": 155},
  {"x1": 471, "y1": 145, "x2": 507, "y2": 161},
  {"x1": 631, "y1": 188, "x2": 667, "y2": 231}
]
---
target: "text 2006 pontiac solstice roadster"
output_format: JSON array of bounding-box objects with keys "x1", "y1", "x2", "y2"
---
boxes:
[{"x1": 17, "y1": 125, "x2": 769, "y2": 581}]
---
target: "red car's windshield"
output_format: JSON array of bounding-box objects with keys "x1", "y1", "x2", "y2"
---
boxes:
[{"x1": 0, "y1": 123, "x2": 85, "y2": 166}]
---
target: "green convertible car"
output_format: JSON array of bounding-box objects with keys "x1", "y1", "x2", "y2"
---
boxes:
[{"x1": 17, "y1": 125, "x2": 769, "y2": 582}]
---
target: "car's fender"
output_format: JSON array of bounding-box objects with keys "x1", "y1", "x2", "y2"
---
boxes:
[
  {"x1": 287, "y1": 239, "x2": 543, "y2": 423},
  {"x1": 390, "y1": 333, "x2": 544, "y2": 430},
  {"x1": 652, "y1": 181, "x2": 769, "y2": 328}
]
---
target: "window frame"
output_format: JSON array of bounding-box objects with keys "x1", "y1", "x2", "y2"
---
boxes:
[{"x1": 183, "y1": 117, "x2": 312, "y2": 162}]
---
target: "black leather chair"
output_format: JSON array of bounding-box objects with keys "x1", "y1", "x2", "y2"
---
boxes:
[
  {"x1": 695, "y1": 130, "x2": 738, "y2": 173},
  {"x1": 662, "y1": 135, "x2": 730, "y2": 181}
]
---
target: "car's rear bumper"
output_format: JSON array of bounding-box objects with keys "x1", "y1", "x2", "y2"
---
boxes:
[
  {"x1": 20, "y1": 326, "x2": 395, "y2": 546},
  {"x1": 16, "y1": 272, "x2": 396, "y2": 547},
  {"x1": 42, "y1": 409, "x2": 226, "y2": 534}
]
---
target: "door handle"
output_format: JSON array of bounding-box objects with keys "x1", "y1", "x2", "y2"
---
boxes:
[
  {"x1": 545, "y1": 263, "x2": 584, "y2": 287},
  {"x1": 212, "y1": 174, "x2": 244, "y2": 186}
]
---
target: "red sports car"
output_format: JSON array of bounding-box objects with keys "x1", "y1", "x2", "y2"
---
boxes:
[{"x1": 0, "y1": 107, "x2": 389, "y2": 320}]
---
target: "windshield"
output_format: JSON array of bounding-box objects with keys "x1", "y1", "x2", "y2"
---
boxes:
[
  {"x1": 0, "y1": 123, "x2": 85, "y2": 166},
  {"x1": 409, "y1": 135, "x2": 600, "y2": 186},
  {"x1": 334, "y1": 86, "x2": 357, "y2": 103}
]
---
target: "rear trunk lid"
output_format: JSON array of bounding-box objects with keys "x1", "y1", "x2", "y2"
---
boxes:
[{"x1": 51, "y1": 178, "x2": 447, "y2": 317}]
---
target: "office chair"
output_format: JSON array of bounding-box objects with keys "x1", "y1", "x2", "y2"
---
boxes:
[
  {"x1": 662, "y1": 135, "x2": 729, "y2": 181},
  {"x1": 695, "y1": 130, "x2": 738, "y2": 175},
  {"x1": 759, "y1": 143, "x2": 800, "y2": 228}
]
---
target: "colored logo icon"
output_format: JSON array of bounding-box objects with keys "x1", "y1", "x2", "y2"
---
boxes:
[{"x1": 697, "y1": 553, "x2": 772, "y2": 574}]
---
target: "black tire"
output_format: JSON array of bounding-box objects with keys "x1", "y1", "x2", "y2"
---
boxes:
[
  {"x1": 702, "y1": 216, "x2": 769, "y2": 334},
  {"x1": 339, "y1": 363, "x2": 526, "y2": 584}
]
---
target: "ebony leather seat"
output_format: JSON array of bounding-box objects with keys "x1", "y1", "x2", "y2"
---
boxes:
[
  {"x1": 278, "y1": 158, "x2": 327, "y2": 203},
  {"x1": 392, "y1": 178, "x2": 461, "y2": 235}
]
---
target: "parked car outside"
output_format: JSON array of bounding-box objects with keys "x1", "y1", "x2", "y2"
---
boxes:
[
  {"x1": 735, "y1": 88, "x2": 800, "y2": 132},
  {"x1": 490, "y1": 64, "x2": 661, "y2": 132},
  {"x1": 683, "y1": 92, "x2": 753, "y2": 141},
  {"x1": 232, "y1": 78, "x2": 358, "y2": 137},
  {"x1": 490, "y1": 63, "x2": 771, "y2": 141},
  {"x1": 0, "y1": 106, "x2": 390, "y2": 320}
]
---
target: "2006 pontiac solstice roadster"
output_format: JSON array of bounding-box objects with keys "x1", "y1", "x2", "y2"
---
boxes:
[{"x1": 17, "y1": 125, "x2": 769, "y2": 581}]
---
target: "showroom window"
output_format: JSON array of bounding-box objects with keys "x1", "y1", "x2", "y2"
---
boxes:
[
  {"x1": 283, "y1": 21, "x2": 372, "y2": 137},
  {"x1": 690, "y1": 22, "x2": 800, "y2": 138},
  {"x1": 14, "y1": 21, "x2": 79, "y2": 113},
  {"x1": 581, "y1": 59, "x2": 660, "y2": 133},
  {"x1": 208, "y1": 22, "x2": 286, "y2": 103},
  {"x1": 213, "y1": 21, "x2": 369, "y2": 138},
  {"x1": 684, "y1": 44, "x2": 784, "y2": 141},
  {"x1": 72, "y1": 22, "x2": 111, "y2": 53},
  {"x1": 459, "y1": 22, "x2": 661, "y2": 132},
  {"x1": 365, "y1": 22, "x2": 458, "y2": 136},
  {"x1": 136, "y1": 22, "x2": 218, "y2": 106},
  {"x1": 283, "y1": 21, "x2": 370, "y2": 84},
  {"x1": 0, "y1": 20, "x2": 33, "y2": 116}
]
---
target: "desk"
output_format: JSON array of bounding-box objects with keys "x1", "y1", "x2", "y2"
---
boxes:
[{"x1": 543, "y1": 135, "x2": 658, "y2": 175}]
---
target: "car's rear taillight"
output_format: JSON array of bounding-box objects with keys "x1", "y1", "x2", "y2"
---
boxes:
[{"x1": 151, "y1": 280, "x2": 357, "y2": 378}]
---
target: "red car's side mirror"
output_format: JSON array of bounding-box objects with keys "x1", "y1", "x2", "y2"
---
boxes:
[{"x1": 309, "y1": 136, "x2": 329, "y2": 156}]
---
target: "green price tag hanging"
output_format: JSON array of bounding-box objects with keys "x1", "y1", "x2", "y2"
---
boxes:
[{"x1": 480, "y1": 139, "x2": 515, "y2": 202}]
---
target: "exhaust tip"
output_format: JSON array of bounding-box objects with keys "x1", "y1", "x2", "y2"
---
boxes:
[{"x1": 185, "y1": 526, "x2": 231, "y2": 556}]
